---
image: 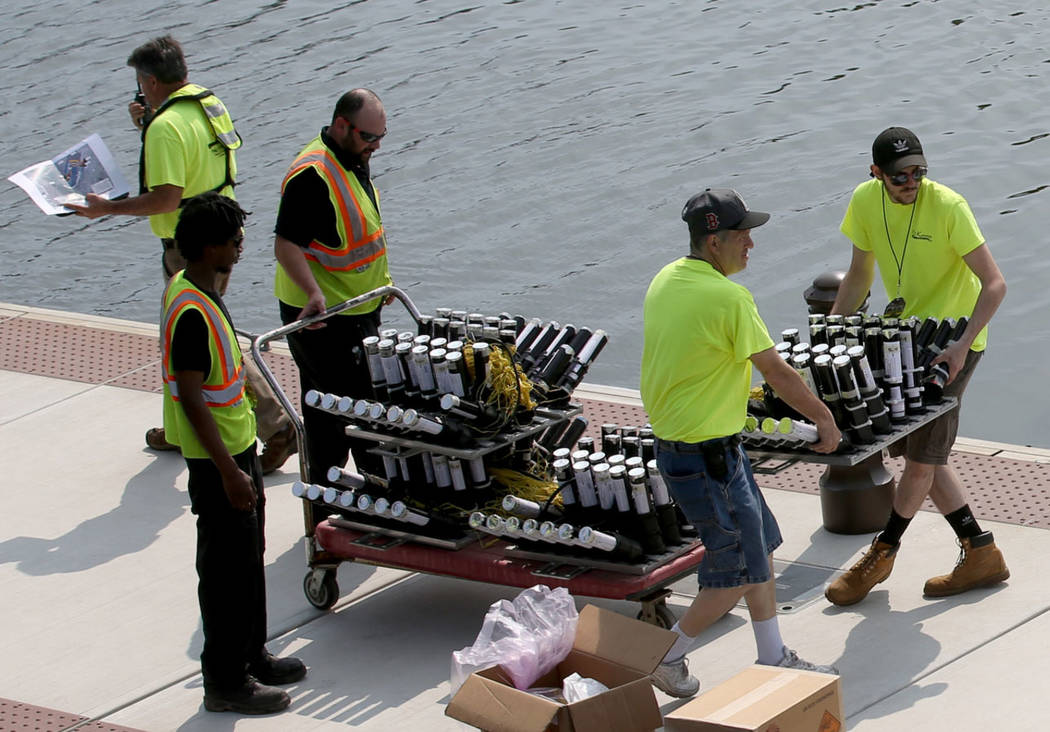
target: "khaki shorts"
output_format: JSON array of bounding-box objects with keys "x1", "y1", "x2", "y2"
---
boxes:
[{"x1": 888, "y1": 349, "x2": 983, "y2": 465}]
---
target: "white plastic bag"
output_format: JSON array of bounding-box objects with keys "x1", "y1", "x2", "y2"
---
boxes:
[
  {"x1": 562, "y1": 672, "x2": 609, "y2": 703},
  {"x1": 451, "y1": 585, "x2": 579, "y2": 693}
]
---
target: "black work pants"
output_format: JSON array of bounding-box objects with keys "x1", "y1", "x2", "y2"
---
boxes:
[
  {"x1": 280, "y1": 301, "x2": 383, "y2": 483},
  {"x1": 186, "y1": 446, "x2": 267, "y2": 693}
]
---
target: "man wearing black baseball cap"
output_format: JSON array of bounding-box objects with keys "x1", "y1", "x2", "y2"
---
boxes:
[
  {"x1": 825, "y1": 127, "x2": 1009, "y2": 607},
  {"x1": 640, "y1": 188, "x2": 841, "y2": 698}
]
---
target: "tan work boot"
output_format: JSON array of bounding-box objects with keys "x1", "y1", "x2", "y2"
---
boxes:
[
  {"x1": 825, "y1": 538, "x2": 898, "y2": 606},
  {"x1": 923, "y1": 532, "x2": 1010, "y2": 597}
]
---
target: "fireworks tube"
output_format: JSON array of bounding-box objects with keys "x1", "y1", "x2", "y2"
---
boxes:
[
  {"x1": 532, "y1": 323, "x2": 577, "y2": 375},
  {"x1": 556, "y1": 415, "x2": 590, "y2": 451},
  {"x1": 609, "y1": 464, "x2": 631, "y2": 513},
  {"x1": 467, "y1": 456, "x2": 489, "y2": 488},
  {"x1": 535, "y1": 344, "x2": 575, "y2": 386},
  {"x1": 326, "y1": 466, "x2": 367, "y2": 490},
  {"x1": 553, "y1": 458, "x2": 578, "y2": 512},
  {"x1": 863, "y1": 327, "x2": 884, "y2": 382},
  {"x1": 922, "y1": 317, "x2": 969, "y2": 402},
  {"x1": 519, "y1": 321, "x2": 560, "y2": 372},
  {"x1": 622, "y1": 435, "x2": 641, "y2": 459},
  {"x1": 573, "y1": 460, "x2": 599, "y2": 509},
  {"x1": 389, "y1": 501, "x2": 430, "y2": 527},
  {"x1": 291, "y1": 481, "x2": 308, "y2": 498},
  {"x1": 429, "y1": 348, "x2": 450, "y2": 395},
  {"x1": 641, "y1": 437, "x2": 655, "y2": 462},
  {"x1": 781, "y1": 328, "x2": 800, "y2": 347},
  {"x1": 448, "y1": 457, "x2": 468, "y2": 491},
  {"x1": 791, "y1": 353, "x2": 819, "y2": 397},
  {"x1": 361, "y1": 336, "x2": 387, "y2": 399},
  {"x1": 444, "y1": 351, "x2": 468, "y2": 397},
  {"x1": 628, "y1": 466, "x2": 666, "y2": 554},
  {"x1": 847, "y1": 345, "x2": 892, "y2": 433},
  {"x1": 809, "y1": 324, "x2": 828, "y2": 346},
  {"x1": 774, "y1": 341, "x2": 792, "y2": 359},
  {"x1": 556, "y1": 522, "x2": 585, "y2": 547},
  {"x1": 378, "y1": 339, "x2": 404, "y2": 401},
  {"x1": 646, "y1": 459, "x2": 682, "y2": 545},
  {"x1": 809, "y1": 314, "x2": 826, "y2": 326},
  {"x1": 791, "y1": 342, "x2": 811, "y2": 357},
  {"x1": 845, "y1": 326, "x2": 863, "y2": 348},
  {"x1": 592, "y1": 463, "x2": 614, "y2": 511},
  {"x1": 471, "y1": 342, "x2": 492, "y2": 401},
  {"x1": 439, "y1": 393, "x2": 501, "y2": 429},
  {"x1": 395, "y1": 341, "x2": 420, "y2": 400},
  {"x1": 827, "y1": 325, "x2": 846, "y2": 348},
  {"x1": 556, "y1": 329, "x2": 609, "y2": 390},
  {"x1": 411, "y1": 345, "x2": 438, "y2": 400},
  {"x1": 577, "y1": 526, "x2": 644, "y2": 561},
  {"x1": 602, "y1": 431, "x2": 622, "y2": 456},
  {"x1": 431, "y1": 454, "x2": 452, "y2": 490},
  {"x1": 537, "y1": 419, "x2": 571, "y2": 452},
  {"x1": 502, "y1": 494, "x2": 543, "y2": 519},
  {"x1": 514, "y1": 318, "x2": 544, "y2": 353},
  {"x1": 576, "y1": 438, "x2": 595, "y2": 455}
]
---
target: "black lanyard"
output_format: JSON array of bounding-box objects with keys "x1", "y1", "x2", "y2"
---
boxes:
[{"x1": 881, "y1": 185, "x2": 918, "y2": 299}]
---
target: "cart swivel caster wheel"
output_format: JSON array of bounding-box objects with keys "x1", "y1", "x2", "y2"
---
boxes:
[
  {"x1": 637, "y1": 601, "x2": 677, "y2": 629},
  {"x1": 303, "y1": 568, "x2": 339, "y2": 610}
]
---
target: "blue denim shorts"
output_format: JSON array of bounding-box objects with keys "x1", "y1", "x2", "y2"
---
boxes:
[{"x1": 656, "y1": 437, "x2": 782, "y2": 589}]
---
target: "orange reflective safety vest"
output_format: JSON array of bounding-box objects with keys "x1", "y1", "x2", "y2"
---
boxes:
[
  {"x1": 273, "y1": 137, "x2": 392, "y2": 316},
  {"x1": 161, "y1": 272, "x2": 255, "y2": 459}
]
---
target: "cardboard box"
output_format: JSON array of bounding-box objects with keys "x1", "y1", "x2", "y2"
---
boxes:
[
  {"x1": 446, "y1": 604, "x2": 676, "y2": 732},
  {"x1": 663, "y1": 665, "x2": 843, "y2": 732}
]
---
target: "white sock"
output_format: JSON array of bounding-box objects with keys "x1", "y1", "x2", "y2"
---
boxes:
[
  {"x1": 661, "y1": 621, "x2": 695, "y2": 664},
  {"x1": 752, "y1": 617, "x2": 785, "y2": 665}
]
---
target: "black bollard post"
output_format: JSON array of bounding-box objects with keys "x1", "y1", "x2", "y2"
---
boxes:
[{"x1": 804, "y1": 272, "x2": 894, "y2": 534}]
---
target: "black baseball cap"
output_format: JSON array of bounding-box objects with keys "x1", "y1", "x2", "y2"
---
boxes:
[
  {"x1": 872, "y1": 127, "x2": 927, "y2": 175},
  {"x1": 681, "y1": 188, "x2": 770, "y2": 233}
]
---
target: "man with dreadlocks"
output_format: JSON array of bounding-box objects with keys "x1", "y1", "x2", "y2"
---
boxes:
[{"x1": 161, "y1": 192, "x2": 306, "y2": 715}]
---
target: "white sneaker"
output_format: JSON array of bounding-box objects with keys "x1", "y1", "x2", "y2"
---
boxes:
[
  {"x1": 649, "y1": 657, "x2": 701, "y2": 698},
  {"x1": 765, "y1": 647, "x2": 839, "y2": 675}
]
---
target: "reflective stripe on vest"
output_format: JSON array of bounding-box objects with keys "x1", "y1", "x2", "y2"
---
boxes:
[
  {"x1": 140, "y1": 83, "x2": 241, "y2": 198},
  {"x1": 161, "y1": 287, "x2": 246, "y2": 408},
  {"x1": 281, "y1": 146, "x2": 387, "y2": 272}
]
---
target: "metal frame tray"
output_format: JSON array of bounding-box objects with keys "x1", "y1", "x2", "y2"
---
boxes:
[
  {"x1": 746, "y1": 397, "x2": 958, "y2": 467},
  {"x1": 502, "y1": 538, "x2": 704, "y2": 576},
  {"x1": 343, "y1": 405, "x2": 582, "y2": 460}
]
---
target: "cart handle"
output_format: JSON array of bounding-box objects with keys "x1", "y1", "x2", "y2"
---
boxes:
[{"x1": 236, "y1": 285, "x2": 421, "y2": 491}]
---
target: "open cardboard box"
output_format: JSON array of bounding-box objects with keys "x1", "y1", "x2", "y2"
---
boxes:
[
  {"x1": 663, "y1": 664, "x2": 843, "y2": 732},
  {"x1": 446, "y1": 604, "x2": 676, "y2": 732}
]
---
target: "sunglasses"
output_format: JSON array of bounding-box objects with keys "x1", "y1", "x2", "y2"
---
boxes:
[
  {"x1": 352, "y1": 125, "x2": 386, "y2": 144},
  {"x1": 887, "y1": 167, "x2": 927, "y2": 186}
]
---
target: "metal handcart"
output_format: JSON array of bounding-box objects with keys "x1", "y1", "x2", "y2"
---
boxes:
[{"x1": 249, "y1": 286, "x2": 705, "y2": 628}]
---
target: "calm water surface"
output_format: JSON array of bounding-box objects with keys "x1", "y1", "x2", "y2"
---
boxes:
[{"x1": 2, "y1": 1, "x2": 1049, "y2": 446}]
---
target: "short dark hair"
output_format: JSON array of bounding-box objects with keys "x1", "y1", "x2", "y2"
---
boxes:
[
  {"x1": 332, "y1": 88, "x2": 382, "y2": 124},
  {"x1": 175, "y1": 193, "x2": 248, "y2": 262},
  {"x1": 127, "y1": 35, "x2": 187, "y2": 84}
]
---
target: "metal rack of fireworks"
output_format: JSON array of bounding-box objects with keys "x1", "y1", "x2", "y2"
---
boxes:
[
  {"x1": 745, "y1": 396, "x2": 958, "y2": 470},
  {"x1": 249, "y1": 285, "x2": 705, "y2": 627}
]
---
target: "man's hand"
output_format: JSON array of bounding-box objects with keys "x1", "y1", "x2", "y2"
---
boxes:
[
  {"x1": 65, "y1": 193, "x2": 112, "y2": 219},
  {"x1": 809, "y1": 416, "x2": 842, "y2": 454},
  {"x1": 129, "y1": 100, "x2": 148, "y2": 129},
  {"x1": 222, "y1": 467, "x2": 257, "y2": 512},
  {"x1": 296, "y1": 291, "x2": 328, "y2": 330},
  {"x1": 932, "y1": 340, "x2": 969, "y2": 384}
]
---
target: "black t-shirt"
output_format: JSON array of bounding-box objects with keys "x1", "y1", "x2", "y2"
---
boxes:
[
  {"x1": 170, "y1": 286, "x2": 235, "y2": 376},
  {"x1": 273, "y1": 128, "x2": 377, "y2": 249}
]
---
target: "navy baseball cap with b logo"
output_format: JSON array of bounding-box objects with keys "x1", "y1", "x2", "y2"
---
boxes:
[{"x1": 681, "y1": 188, "x2": 770, "y2": 233}]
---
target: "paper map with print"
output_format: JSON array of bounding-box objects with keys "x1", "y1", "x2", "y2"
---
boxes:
[{"x1": 8, "y1": 133, "x2": 130, "y2": 215}]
